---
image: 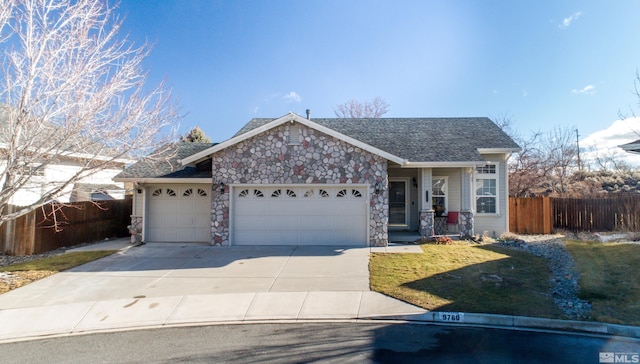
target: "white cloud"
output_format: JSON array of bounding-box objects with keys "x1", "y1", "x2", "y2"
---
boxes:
[
  {"x1": 559, "y1": 11, "x2": 582, "y2": 28},
  {"x1": 283, "y1": 91, "x2": 302, "y2": 103},
  {"x1": 571, "y1": 84, "x2": 595, "y2": 95},
  {"x1": 580, "y1": 117, "x2": 640, "y2": 168}
]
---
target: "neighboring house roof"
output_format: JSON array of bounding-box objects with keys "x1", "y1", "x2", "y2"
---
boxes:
[
  {"x1": 73, "y1": 183, "x2": 125, "y2": 192},
  {"x1": 182, "y1": 113, "x2": 520, "y2": 167},
  {"x1": 113, "y1": 142, "x2": 216, "y2": 181},
  {"x1": 620, "y1": 139, "x2": 640, "y2": 154},
  {"x1": 0, "y1": 104, "x2": 133, "y2": 164}
]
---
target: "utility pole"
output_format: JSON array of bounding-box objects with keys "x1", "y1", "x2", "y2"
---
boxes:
[{"x1": 575, "y1": 128, "x2": 582, "y2": 171}]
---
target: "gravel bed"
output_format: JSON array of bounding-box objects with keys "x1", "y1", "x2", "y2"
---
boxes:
[
  {"x1": 495, "y1": 232, "x2": 592, "y2": 320},
  {"x1": 0, "y1": 247, "x2": 68, "y2": 269}
]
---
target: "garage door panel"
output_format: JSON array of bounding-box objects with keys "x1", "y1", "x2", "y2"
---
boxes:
[
  {"x1": 146, "y1": 184, "x2": 212, "y2": 243},
  {"x1": 232, "y1": 185, "x2": 367, "y2": 246}
]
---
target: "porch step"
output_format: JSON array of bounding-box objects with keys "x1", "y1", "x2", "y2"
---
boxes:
[{"x1": 388, "y1": 231, "x2": 423, "y2": 244}]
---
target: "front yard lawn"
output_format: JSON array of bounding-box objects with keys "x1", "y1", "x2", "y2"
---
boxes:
[
  {"x1": 370, "y1": 242, "x2": 563, "y2": 319},
  {"x1": 0, "y1": 250, "x2": 117, "y2": 294},
  {"x1": 566, "y1": 240, "x2": 640, "y2": 326}
]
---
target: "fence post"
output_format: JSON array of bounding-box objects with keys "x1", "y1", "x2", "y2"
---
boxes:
[{"x1": 543, "y1": 197, "x2": 552, "y2": 234}]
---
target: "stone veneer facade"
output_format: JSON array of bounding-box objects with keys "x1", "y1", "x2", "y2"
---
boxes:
[
  {"x1": 128, "y1": 215, "x2": 143, "y2": 244},
  {"x1": 210, "y1": 122, "x2": 389, "y2": 246},
  {"x1": 460, "y1": 210, "x2": 474, "y2": 238},
  {"x1": 419, "y1": 210, "x2": 434, "y2": 237}
]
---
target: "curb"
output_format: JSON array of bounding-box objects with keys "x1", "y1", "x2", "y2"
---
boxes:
[
  {"x1": 2, "y1": 309, "x2": 640, "y2": 344},
  {"x1": 366, "y1": 311, "x2": 640, "y2": 338}
]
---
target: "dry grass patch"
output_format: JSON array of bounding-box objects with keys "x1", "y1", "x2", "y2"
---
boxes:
[
  {"x1": 370, "y1": 242, "x2": 562, "y2": 318},
  {"x1": 0, "y1": 250, "x2": 117, "y2": 295},
  {"x1": 566, "y1": 240, "x2": 640, "y2": 325}
]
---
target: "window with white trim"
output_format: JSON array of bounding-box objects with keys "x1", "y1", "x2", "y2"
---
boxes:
[
  {"x1": 432, "y1": 177, "x2": 447, "y2": 215},
  {"x1": 475, "y1": 164, "x2": 498, "y2": 213}
]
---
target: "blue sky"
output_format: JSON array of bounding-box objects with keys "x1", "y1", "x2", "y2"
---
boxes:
[{"x1": 117, "y1": 0, "x2": 640, "y2": 149}]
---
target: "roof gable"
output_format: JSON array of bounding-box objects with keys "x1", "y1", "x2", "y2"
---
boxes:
[
  {"x1": 228, "y1": 115, "x2": 520, "y2": 165},
  {"x1": 180, "y1": 113, "x2": 407, "y2": 166}
]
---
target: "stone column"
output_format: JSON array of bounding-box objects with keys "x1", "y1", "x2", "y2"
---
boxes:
[
  {"x1": 419, "y1": 209, "x2": 435, "y2": 237},
  {"x1": 460, "y1": 210, "x2": 474, "y2": 238},
  {"x1": 128, "y1": 215, "x2": 143, "y2": 244},
  {"x1": 212, "y1": 186, "x2": 230, "y2": 246}
]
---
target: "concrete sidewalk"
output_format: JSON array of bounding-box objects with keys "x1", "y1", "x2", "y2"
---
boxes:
[
  {"x1": 2, "y1": 240, "x2": 639, "y2": 343},
  {"x1": 0, "y1": 290, "x2": 428, "y2": 341},
  {"x1": 0, "y1": 240, "x2": 428, "y2": 342}
]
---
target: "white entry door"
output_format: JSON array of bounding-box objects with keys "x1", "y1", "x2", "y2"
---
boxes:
[
  {"x1": 146, "y1": 184, "x2": 211, "y2": 242},
  {"x1": 231, "y1": 185, "x2": 368, "y2": 246}
]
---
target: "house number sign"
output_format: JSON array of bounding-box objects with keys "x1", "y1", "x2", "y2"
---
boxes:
[{"x1": 439, "y1": 312, "x2": 464, "y2": 322}]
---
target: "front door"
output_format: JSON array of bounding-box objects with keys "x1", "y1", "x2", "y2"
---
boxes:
[{"x1": 389, "y1": 180, "x2": 407, "y2": 226}]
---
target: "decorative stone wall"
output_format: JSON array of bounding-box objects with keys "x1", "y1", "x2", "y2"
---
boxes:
[
  {"x1": 419, "y1": 209, "x2": 434, "y2": 237},
  {"x1": 128, "y1": 215, "x2": 143, "y2": 244},
  {"x1": 211, "y1": 122, "x2": 389, "y2": 246},
  {"x1": 460, "y1": 210, "x2": 474, "y2": 238}
]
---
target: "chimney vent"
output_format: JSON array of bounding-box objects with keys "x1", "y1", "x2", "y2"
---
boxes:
[{"x1": 306, "y1": 109, "x2": 311, "y2": 120}]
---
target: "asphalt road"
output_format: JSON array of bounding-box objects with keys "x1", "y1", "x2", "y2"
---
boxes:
[{"x1": 1, "y1": 322, "x2": 639, "y2": 363}]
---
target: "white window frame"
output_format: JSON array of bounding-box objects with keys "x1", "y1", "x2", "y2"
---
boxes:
[
  {"x1": 474, "y1": 164, "x2": 499, "y2": 215},
  {"x1": 432, "y1": 176, "x2": 448, "y2": 214}
]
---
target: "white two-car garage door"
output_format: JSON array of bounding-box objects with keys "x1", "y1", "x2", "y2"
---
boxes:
[
  {"x1": 146, "y1": 184, "x2": 211, "y2": 242},
  {"x1": 232, "y1": 185, "x2": 368, "y2": 246}
]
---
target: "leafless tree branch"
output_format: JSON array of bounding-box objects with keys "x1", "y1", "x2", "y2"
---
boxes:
[
  {"x1": 0, "y1": 0, "x2": 179, "y2": 227},
  {"x1": 334, "y1": 97, "x2": 389, "y2": 118}
]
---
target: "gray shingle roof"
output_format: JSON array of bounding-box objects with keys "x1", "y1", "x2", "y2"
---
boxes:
[
  {"x1": 235, "y1": 117, "x2": 520, "y2": 163},
  {"x1": 620, "y1": 139, "x2": 640, "y2": 152},
  {"x1": 114, "y1": 142, "x2": 216, "y2": 179}
]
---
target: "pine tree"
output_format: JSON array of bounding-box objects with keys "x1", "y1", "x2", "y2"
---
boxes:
[{"x1": 181, "y1": 127, "x2": 212, "y2": 143}]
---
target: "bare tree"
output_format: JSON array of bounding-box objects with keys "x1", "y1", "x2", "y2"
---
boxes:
[
  {"x1": 334, "y1": 97, "x2": 389, "y2": 118},
  {"x1": 0, "y1": 0, "x2": 179, "y2": 226},
  {"x1": 541, "y1": 127, "x2": 580, "y2": 196}
]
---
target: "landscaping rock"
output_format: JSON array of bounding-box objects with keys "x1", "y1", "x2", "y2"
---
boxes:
[{"x1": 496, "y1": 234, "x2": 592, "y2": 320}]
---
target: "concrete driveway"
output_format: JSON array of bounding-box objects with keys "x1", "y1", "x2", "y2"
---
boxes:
[{"x1": 0, "y1": 243, "x2": 375, "y2": 309}]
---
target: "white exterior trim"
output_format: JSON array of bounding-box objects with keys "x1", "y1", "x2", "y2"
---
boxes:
[
  {"x1": 432, "y1": 176, "x2": 449, "y2": 213},
  {"x1": 403, "y1": 161, "x2": 480, "y2": 168},
  {"x1": 473, "y1": 163, "x2": 500, "y2": 215},
  {"x1": 478, "y1": 148, "x2": 521, "y2": 154},
  {"x1": 113, "y1": 177, "x2": 211, "y2": 183}
]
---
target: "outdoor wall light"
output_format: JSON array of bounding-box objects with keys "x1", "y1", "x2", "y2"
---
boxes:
[
  {"x1": 219, "y1": 182, "x2": 225, "y2": 194},
  {"x1": 374, "y1": 182, "x2": 383, "y2": 194}
]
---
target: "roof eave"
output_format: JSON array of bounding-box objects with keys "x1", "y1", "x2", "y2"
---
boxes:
[
  {"x1": 402, "y1": 161, "x2": 483, "y2": 168},
  {"x1": 112, "y1": 177, "x2": 212, "y2": 183},
  {"x1": 477, "y1": 148, "x2": 522, "y2": 154},
  {"x1": 620, "y1": 143, "x2": 640, "y2": 153}
]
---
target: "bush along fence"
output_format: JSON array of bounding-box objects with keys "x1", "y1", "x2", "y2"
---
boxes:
[
  {"x1": 510, "y1": 195, "x2": 640, "y2": 234},
  {"x1": 1, "y1": 199, "x2": 132, "y2": 256}
]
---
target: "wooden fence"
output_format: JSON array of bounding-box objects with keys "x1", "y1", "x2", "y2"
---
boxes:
[
  {"x1": 509, "y1": 197, "x2": 553, "y2": 234},
  {"x1": 509, "y1": 195, "x2": 640, "y2": 234},
  {"x1": 1, "y1": 199, "x2": 132, "y2": 255},
  {"x1": 553, "y1": 195, "x2": 640, "y2": 232}
]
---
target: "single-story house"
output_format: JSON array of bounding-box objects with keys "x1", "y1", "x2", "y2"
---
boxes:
[{"x1": 114, "y1": 112, "x2": 521, "y2": 247}]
